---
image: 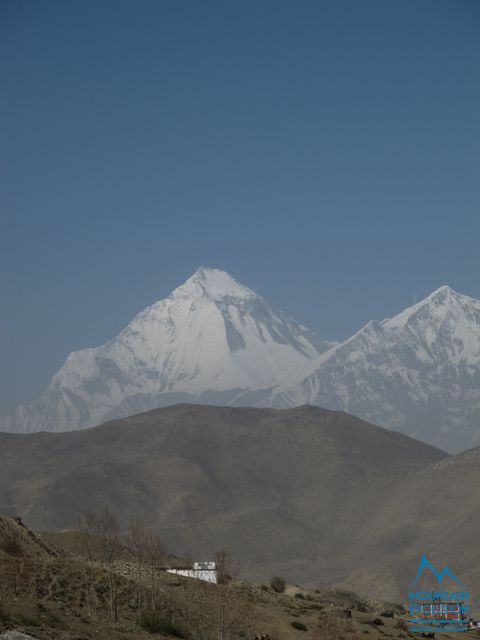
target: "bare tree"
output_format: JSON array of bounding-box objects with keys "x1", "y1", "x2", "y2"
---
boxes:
[
  {"x1": 143, "y1": 529, "x2": 165, "y2": 612},
  {"x1": 189, "y1": 578, "x2": 213, "y2": 640},
  {"x1": 80, "y1": 507, "x2": 122, "y2": 623},
  {"x1": 316, "y1": 612, "x2": 355, "y2": 640},
  {"x1": 95, "y1": 507, "x2": 121, "y2": 623},
  {"x1": 182, "y1": 578, "x2": 253, "y2": 640},
  {"x1": 79, "y1": 510, "x2": 100, "y2": 615},
  {"x1": 214, "y1": 548, "x2": 233, "y2": 585},
  {"x1": 128, "y1": 514, "x2": 148, "y2": 616}
]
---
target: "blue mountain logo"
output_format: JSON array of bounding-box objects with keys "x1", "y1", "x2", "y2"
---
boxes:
[{"x1": 412, "y1": 554, "x2": 464, "y2": 587}]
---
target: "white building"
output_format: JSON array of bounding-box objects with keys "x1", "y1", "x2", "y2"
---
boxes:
[{"x1": 167, "y1": 561, "x2": 217, "y2": 584}]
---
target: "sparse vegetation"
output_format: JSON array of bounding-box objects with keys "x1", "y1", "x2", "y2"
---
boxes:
[
  {"x1": 19, "y1": 612, "x2": 40, "y2": 627},
  {"x1": 0, "y1": 536, "x2": 23, "y2": 556},
  {"x1": 316, "y1": 614, "x2": 355, "y2": 640},
  {"x1": 0, "y1": 602, "x2": 11, "y2": 623},
  {"x1": 270, "y1": 575, "x2": 286, "y2": 593},
  {"x1": 0, "y1": 514, "x2": 423, "y2": 640},
  {"x1": 79, "y1": 507, "x2": 123, "y2": 622},
  {"x1": 290, "y1": 620, "x2": 308, "y2": 631},
  {"x1": 214, "y1": 547, "x2": 233, "y2": 584},
  {"x1": 138, "y1": 612, "x2": 187, "y2": 637}
]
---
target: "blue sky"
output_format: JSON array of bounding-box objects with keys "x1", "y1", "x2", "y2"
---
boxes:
[{"x1": 1, "y1": 0, "x2": 479, "y2": 412}]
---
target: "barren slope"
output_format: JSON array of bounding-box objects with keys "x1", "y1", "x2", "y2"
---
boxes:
[{"x1": 0, "y1": 404, "x2": 454, "y2": 600}]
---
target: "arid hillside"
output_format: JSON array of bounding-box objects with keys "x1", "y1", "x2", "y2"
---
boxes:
[
  {"x1": 1, "y1": 404, "x2": 466, "y2": 602},
  {"x1": 2, "y1": 515, "x2": 455, "y2": 640}
]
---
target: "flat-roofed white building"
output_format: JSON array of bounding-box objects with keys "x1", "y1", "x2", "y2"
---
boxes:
[{"x1": 167, "y1": 561, "x2": 217, "y2": 584}]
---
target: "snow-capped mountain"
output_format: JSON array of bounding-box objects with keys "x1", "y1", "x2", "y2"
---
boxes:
[
  {"x1": 1, "y1": 268, "x2": 332, "y2": 433},
  {"x1": 2, "y1": 272, "x2": 480, "y2": 452},
  {"x1": 271, "y1": 286, "x2": 480, "y2": 452}
]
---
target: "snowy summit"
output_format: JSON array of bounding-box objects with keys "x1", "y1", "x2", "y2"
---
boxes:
[
  {"x1": 1, "y1": 268, "x2": 330, "y2": 433},
  {"x1": 2, "y1": 272, "x2": 480, "y2": 453}
]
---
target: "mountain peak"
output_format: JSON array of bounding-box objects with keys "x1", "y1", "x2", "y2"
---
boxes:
[
  {"x1": 427, "y1": 284, "x2": 460, "y2": 301},
  {"x1": 191, "y1": 266, "x2": 223, "y2": 279},
  {"x1": 382, "y1": 285, "x2": 477, "y2": 330},
  {"x1": 2, "y1": 267, "x2": 330, "y2": 433},
  {"x1": 174, "y1": 267, "x2": 258, "y2": 302}
]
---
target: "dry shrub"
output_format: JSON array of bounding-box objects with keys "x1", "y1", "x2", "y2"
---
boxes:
[
  {"x1": 316, "y1": 613, "x2": 355, "y2": 640},
  {"x1": 0, "y1": 536, "x2": 23, "y2": 557},
  {"x1": 270, "y1": 576, "x2": 286, "y2": 593},
  {"x1": 138, "y1": 612, "x2": 188, "y2": 637},
  {"x1": 0, "y1": 603, "x2": 11, "y2": 623},
  {"x1": 291, "y1": 621, "x2": 308, "y2": 631}
]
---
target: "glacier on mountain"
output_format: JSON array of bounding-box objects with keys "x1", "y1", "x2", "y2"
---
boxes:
[
  {"x1": 0, "y1": 268, "x2": 331, "y2": 433},
  {"x1": 270, "y1": 285, "x2": 480, "y2": 452},
  {"x1": 2, "y1": 271, "x2": 480, "y2": 453}
]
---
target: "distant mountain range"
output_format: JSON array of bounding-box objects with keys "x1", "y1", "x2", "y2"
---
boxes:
[
  {"x1": 1, "y1": 404, "x2": 479, "y2": 602},
  {"x1": 272, "y1": 284, "x2": 480, "y2": 453},
  {"x1": 2, "y1": 268, "x2": 480, "y2": 452}
]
